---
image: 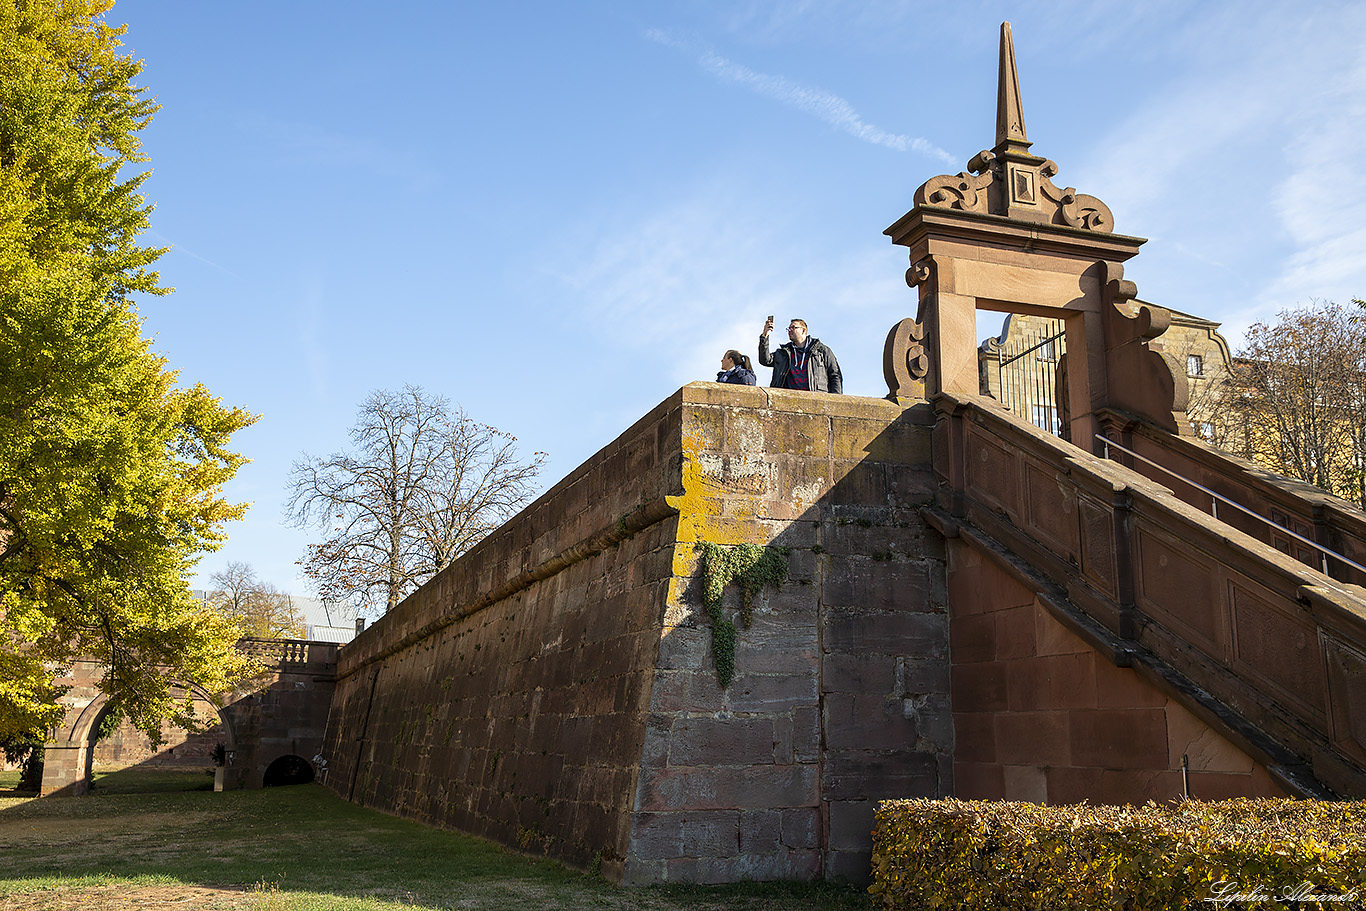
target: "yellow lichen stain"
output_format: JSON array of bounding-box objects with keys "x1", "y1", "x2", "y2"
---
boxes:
[
  {"x1": 667, "y1": 433, "x2": 719, "y2": 544},
  {"x1": 667, "y1": 433, "x2": 761, "y2": 576}
]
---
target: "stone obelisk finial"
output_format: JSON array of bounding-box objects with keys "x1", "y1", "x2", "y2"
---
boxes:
[
  {"x1": 909, "y1": 21, "x2": 1115, "y2": 232},
  {"x1": 994, "y1": 21, "x2": 1030, "y2": 154}
]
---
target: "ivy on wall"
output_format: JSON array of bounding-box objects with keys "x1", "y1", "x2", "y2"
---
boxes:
[{"x1": 696, "y1": 542, "x2": 790, "y2": 688}]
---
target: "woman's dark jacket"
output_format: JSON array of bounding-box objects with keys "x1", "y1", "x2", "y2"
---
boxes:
[{"x1": 717, "y1": 366, "x2": 757, "y2": 385}]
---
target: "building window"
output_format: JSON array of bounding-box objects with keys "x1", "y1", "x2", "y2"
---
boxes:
[
  {"x1": 1032, "y1": 405, "x2": 1060, "y2": 435},
  {"x1": 1037, "y1": 339, "x2": 1056, "y2": 362},
  {"x1": 1187, "y1": 354, "x2": 1204, "y2": 377}
]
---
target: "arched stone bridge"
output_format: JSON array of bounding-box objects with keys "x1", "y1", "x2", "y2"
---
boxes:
[{"x1": 41, "y1": 638, "x2": 338, "y2": 796}]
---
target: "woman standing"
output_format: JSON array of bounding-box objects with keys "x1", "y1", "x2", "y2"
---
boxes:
[{"x1": 717, "y1": 350, "x2": 756, "y2": 385}]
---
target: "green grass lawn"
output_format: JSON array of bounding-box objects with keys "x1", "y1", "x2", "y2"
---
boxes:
[{"x1": 0, "y1": 768, "x2": 871, "y2": 910}]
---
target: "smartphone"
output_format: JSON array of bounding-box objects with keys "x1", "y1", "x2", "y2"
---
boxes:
[{"x1": 768, "y1": 315, "x2": 774, "y2": 323}]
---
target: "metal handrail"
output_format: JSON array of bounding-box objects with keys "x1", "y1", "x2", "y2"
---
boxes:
[{"x1": 1095, "y1": 434, "x2": 1366, "y2": 578}]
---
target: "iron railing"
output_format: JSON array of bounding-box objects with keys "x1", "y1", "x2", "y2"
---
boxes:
[{"x1": 1096, "y1": 434, "x2": 1366, "y2": 578}]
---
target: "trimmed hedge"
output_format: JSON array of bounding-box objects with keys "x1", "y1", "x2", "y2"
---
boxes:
[{"x1": 870, "y1": 798, "x2": 1366, "y2": 910}]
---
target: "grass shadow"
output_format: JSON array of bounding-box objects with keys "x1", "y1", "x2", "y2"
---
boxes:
[
  {"x1": 89, "y1": 766, "x2": 216, "y2": 794},
  {"x1": 0, "y1": 781, "x2": 871, "y2": 910}
]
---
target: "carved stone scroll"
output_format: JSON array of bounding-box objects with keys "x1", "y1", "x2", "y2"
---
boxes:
[
  {"x1": 1100, "y1": 262, "x2": 1188, "y2": 432},
  {"x1": 905, "y1": 257, "x2": 934, "y2": 289},
  {"x1": 884, "y1": 318, "x2": 929, "y2": 402},
  {"x1": 913, "y1": 152, "x2": 996, "y2": 216}
]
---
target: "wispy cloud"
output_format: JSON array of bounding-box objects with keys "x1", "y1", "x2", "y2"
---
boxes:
[
  {"x1": 1065, "y1": 2, "x2": 1366, "y2": 348},
  {"x1": 144, "y1": 230, "x2": 244, "y2": 281},
  {"x1": 646, "y1": 29, "x2": 955, "y2": 165},
  {"x1": 551, "y1": 180, "x2": 911, "y2": 397}
]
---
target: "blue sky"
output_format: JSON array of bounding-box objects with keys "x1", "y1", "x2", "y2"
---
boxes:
[{"x1": 111, "y1": 1, "x2": 1366, "y2": 599}]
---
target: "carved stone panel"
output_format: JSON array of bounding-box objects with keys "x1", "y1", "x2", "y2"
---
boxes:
[
  {"x1": 1136, "y1": 529, "x2": 1224, "y2": 659},
  {"x1": 1228, "y1": 580, "x2": 1327, "y2": 723},
  {"x1": 1024, "y1": 463, "x2": 1078, "y2": 562},
  {"x1": 966, "y1": 428, "x2": 1019, "y2": 518},
  {"x1": 1077, "y1": 494, "x2": 1117, "y2": 598},
  {"x1": 1323, "y1": 637, "x2": 1366, "y2": 767}
]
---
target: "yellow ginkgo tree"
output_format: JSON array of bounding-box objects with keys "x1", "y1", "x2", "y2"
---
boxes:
[{"x1": 0, "y1": 0, "x2": 257, "y2": 752}]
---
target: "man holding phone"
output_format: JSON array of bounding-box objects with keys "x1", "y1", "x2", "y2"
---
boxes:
[{"x1": 758, "y1": 316, "x2": 843, "y2": 394}]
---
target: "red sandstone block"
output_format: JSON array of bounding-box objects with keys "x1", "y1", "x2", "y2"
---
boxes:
[
  {"x1": 1045, "y1": 653, "x2": 1099, "y2": 709},
  {"x1": 1185, "y1": 771, "x2": 1265, "y2": 801},
  {"x1": 821, "y1": 750, "x2": 939, "y2": 800},
  {"x1": 1002, "y1": 764, "x2": 1048, "y2": 802},
  {"x1": 949, "y1": 614, "x2": 996, "y2": 664},
  {"x1": 950, "y1": 662, "x2": 1009, "y2": 713},
  {"x1": 946, "y1": 543, "x2": 1034, "y2": 616},
  {"x1": 1093, "y1": 659, "x2": 1168, "y2": 709},
  {"x1": 680, "y1": 811, "x2": 742, "y2": 857},
  {"x1": 736, "y1": 611, "x2": 819, "y2": 659},
  {"x1": 656, "y1": 626, "x2": 709, "y2": 672},
  {"x1": 1004, "y1": 658, "x2": 1051, "y2": 712},
  {"x1": 821, "y1": 653, "x2": 897, "y2": 695},
  {"x1": 830, "y1": 460, "x2": 891, "y2": 507},
  {"x1": 952, "y1": 712, "x2": 997, "y2": 764},
  {"x1": 822, "y1": 561, "x2": 930, "y2": 613},
  {"x1": 668, "y1": 717, "x2": 778, "y2": 767},
  {"x1": 1250, "y1": 763, "x2": 1291, "y2": 797},
  {"x1": 827, "y1": 799, "x2": 876, "y2": 852},
  {"x1": 739, "y1": 809, "x2": 782, "y2": 855},
  {"x1": 894, "y1": 656, "x2": 951, "y2": 695},
  {"x1": 953, "y1": 762, "x2": 1006, "y2": 799},
  {"x1": 994, "y1": 711, "x2": 1071, "y2": 766},
  {"x1": 793, "y1": 705, "x2": 821, "y2": 763},
  {"x1": 1099, "y1": 769, "x2": 1184, "y2": 804},
  {"x1": 1070, "y1": 708, "x2": 1169, "y2": 770},
  {"x1": 641, "y1": 764, "x2": 819, "y2": 812},
  {"x1": 727, "y1": 673, "x2": 819, "y2": 714},
  {"x1": 1042, "y1": 765, "x2": 1103, "y2": 804},
  {"x1": 757, "y1": 578, "x2": 820, "y2": 620},
  {"x1": 823, "y1": 694, "x2": 919, "y2": 752},
  {"x1": 781, "y1": 807, "x2": 821, "y2": 849},
  {"x1": 820, "y1": 521, "x2": 925, "y2": 559},
  {"x1": 993, "y1": 605, "x2": 1038, "y2": 660},
  {"x1": 825, "y1": 849, "x2": 873, "y2": 884},
  {"x1": 823, "y1": 610, "x2": 947, "y2": 657},
  {"x1": 1005, "y1": 653, "x2": 1099, "y2": 712},
  {"x1": 649, "y1": 668, "x2": 726, "y2": 714}
]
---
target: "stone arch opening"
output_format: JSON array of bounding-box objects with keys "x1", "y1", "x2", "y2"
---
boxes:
[
  {"x1": 262, "y1": 754, "x2": 315, "y2": 787},
  {"x1": 41, "y1": 669, "x2": 236, "y2": 796}
]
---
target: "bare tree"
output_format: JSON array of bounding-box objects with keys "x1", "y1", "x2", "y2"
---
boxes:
[
  {"x1": 1209, "y1": 300, "x2": 1366, "y2": 507},
  {"x1": 207, "y1": 562, "x2": 306, "y2": 639},
  {"x1": 287, "y1": 386, "x2": 546, "y2": 615}
]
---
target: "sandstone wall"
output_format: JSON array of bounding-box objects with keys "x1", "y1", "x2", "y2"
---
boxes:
[
  {"x1": 323, "y1": 391, "x2": 685, "y2": 882},
  {"x1": 626, "y1": 384, "x2": 946, "y2": 883},
  {"x1": 947, "y1": 536, "x2": 1288, "y2": 802},
  {"x1": 322, "y1": 383, "x2": 949, "y2": 884}
]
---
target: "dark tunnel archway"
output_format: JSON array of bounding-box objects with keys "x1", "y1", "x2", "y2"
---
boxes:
[{"x1": 262, "y1": 754, "x2": 315, "y2": 787}]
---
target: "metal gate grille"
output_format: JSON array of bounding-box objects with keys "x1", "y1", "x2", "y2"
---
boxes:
[{"x1": 989, "y1": 317, "x2": 1068, "y2": 440}]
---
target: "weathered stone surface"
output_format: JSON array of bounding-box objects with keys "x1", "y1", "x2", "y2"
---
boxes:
[{"x1": 318, "y1": 384, "x2": 947, "y2": 887}]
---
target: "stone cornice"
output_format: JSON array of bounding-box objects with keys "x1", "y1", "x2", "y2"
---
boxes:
[{"x1": 885, "y1": 205, "x2": 1146, "y2": 262}]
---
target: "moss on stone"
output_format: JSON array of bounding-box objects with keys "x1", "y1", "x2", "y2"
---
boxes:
[{"x1": 696, "y1": 541, "x2": 790, "y2": 688}]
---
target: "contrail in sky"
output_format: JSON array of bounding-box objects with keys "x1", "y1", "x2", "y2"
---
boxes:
[{"x1": 647, "y1": 29, "x2": 957, "y2": 165}]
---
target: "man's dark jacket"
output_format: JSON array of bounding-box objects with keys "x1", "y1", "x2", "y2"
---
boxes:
[{"x1": 758, "y1": 334, "x2": 843, "y2": 393}]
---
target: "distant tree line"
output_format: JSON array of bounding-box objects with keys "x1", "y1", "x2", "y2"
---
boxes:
[{"x1": 1202, "y1": 298, "x2": 1366, "y2": 508}]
